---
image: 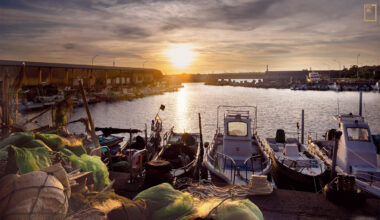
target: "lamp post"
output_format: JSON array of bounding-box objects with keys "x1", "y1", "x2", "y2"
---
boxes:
[
  {"x1": 92, "y1": 55, "x2": 99, "y2": 66},
  {"x1": 143, "y1": 60, "x2": 148, "y2": 68},
  {"x1": 357, "y1": 53, "x2": 360, "y2": 79}
]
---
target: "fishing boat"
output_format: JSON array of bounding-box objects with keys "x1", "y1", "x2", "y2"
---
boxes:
[
  {"x1": 307, "y1": 94, "x2": 380, "y2": 198},
  {"x1": 154, "y1": 128, "x2": 201, "y2": 177},
  {"x1": 203, "y1": 106, "x2": 272, "y2": 185},
  {"x1": 98, "y1": 134, "x2": 124, "y2": 152},
  {"x1": 264, "y1": 129, "x2": 327, "y2": 192},
  {"x1": 371, "y1": 81, "x2": 380, "y2": 92}
]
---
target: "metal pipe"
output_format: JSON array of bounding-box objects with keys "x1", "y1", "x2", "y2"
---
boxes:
[
  {"x1": 301, "y1": 109, "x2": 304, "y2": 144},
  {"x1": 331, "y1": 131, "x2": 342, "y2": 179}
]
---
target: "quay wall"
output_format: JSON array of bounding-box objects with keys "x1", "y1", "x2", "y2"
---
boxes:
[{"x1": 0, "y1": 60, "x2": 163, "y2": 89}]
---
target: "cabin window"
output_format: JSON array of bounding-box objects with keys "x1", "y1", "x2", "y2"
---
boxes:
[
  {"x1": 347, "y1": 127, "x2": 370, "y2": 142},
  {"x1": 227, "y1": 122, "x2": 248, "y2": 137}
]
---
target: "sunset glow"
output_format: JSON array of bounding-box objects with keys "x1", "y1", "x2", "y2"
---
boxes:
[{"x1": 166, "y1": 44, "x2": 196, "y2": 69}]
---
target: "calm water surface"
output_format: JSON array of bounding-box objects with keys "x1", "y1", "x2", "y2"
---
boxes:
[{"x1": 64, "y1": 83, "x2": 380, "y2": 143}]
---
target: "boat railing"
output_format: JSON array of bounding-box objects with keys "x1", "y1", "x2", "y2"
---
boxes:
[
  {"x1": 172, "y1": 160, "x2": 196, "y2": 177},
  {"x1": 162, "y1": 126, "x2": 174, "y2": 147},
  {"x1": 277, "y1": 155, "x2": 323, "y2": 173},
  {"x1": 307, "y1": 131, "x2": 320, "y2": 142},
  {"x1": 355, "y1": 172, "x2": 380, "y2": 186},
  {"x1": 215, "y1": 152, "x2": 237, "y2": 184},
  {"x1": 243, "y1": 155, "x2": 264, "y2": 181}
]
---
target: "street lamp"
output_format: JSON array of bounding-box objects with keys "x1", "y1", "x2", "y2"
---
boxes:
[
  {"x1": 92, "y1": 55, "x2": 99, "y2": 66},
  {"x1": 357, "y1": 54, "x2": 360, "y2": 79},
  {"x1": 143, "y1": 60, "x2": 148, "y2": 68}
]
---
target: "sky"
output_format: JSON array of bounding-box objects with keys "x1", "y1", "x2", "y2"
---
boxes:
[{"x1": 0, "y1": 0, "x2": 379, "y2": 74}]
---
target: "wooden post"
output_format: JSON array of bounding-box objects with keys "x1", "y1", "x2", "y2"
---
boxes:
[
  {"x1": 198, "y1": 113, "x2": 203, "y2": 148},
  {"x1": 79, "y1": 80, "x2": 100, "y2": 149},
  {"x1": 2, "y1": 69, "x2": 10, "y2": 138},
  {"x1": 359, "y1": 91, "x2": 363, "y2": 116},
  {"x1": 192, "y1": 113, "x2": 204, "y2": 180},
  {"x1": 331, "y1": 131, "x2": 342, "y2": 179}
]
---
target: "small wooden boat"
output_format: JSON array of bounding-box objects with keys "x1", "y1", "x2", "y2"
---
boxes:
[
  {"x1": 204, "y1": 105, "x2": 272, "y2": 185},
  {"x1": 154, "y1": 128, "x2": 201, "y2": 177},
  {"x1": 98, "y1": 135, "x2": 124, "y2": 153},
  {"x1": 264, "y1": 129, "x2": 327, "y2": 192}
]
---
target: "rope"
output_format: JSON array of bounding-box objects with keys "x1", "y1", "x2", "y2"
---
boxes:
[
  {"x1": 29, "y1": 173, "x2": 50, "y2": 219},
  {"x1": 206, "y1": 197, "x2": 230, "y2": 219},
  {"x1": 346, "y1": 147, "x2": 378, "y2": 169}
]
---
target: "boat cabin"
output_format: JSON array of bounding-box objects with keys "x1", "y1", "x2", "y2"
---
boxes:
[
  {"x1": 335, "y1": 114, "x2": 378, "y2": 174},
  {"x1": 223, "y1": 110, "x2": 256, "y2": 161}
]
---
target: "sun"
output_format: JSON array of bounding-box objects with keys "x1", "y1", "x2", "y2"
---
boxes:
[{"x1": 166, "y1": 44, "x2": 196, "y2": 69}]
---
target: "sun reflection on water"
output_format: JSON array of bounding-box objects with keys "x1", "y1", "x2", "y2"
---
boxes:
[{"x1": 175, "y1": 86, "x2": 188, "y2": 132}]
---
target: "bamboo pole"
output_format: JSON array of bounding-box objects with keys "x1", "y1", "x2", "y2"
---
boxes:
[{"x1": 79, "y1": 80, "x2": 100, "y2": 149}]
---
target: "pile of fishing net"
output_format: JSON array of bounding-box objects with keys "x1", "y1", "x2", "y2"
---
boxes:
[
  {"x1": 181, "y1": 176, "x2": 273, "y2": 199},
  {"x1": 70, "y1": 183, "x2": 264, "y2": 220},
  {"x1": 0, "y1": 132, "x2": 110, "y2": 191},
  {"x1": 131, "y1": 183, "x2": 264, "y2": 220}
]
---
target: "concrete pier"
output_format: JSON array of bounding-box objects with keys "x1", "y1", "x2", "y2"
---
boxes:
[{"x1": 249, "y1": 189, "x2": 380, "y2": 219}]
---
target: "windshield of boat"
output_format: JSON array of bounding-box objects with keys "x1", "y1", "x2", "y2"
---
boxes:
[
  {"x1": 227, "y1": 121, "x2": 248, "y2": 137},
  {"x1": 347, "y1": 127, "x2": 370, "y2": 142}
]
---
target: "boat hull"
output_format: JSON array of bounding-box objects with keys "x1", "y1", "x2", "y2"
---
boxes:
[{"x1": 270, "y1": 153, "x2": 328, "y2": 192}]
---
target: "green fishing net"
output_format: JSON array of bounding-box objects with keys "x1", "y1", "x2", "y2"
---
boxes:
[
  {"x1": 133, "y1": 183, "x2": 194, "y2": 220},
  {"x1": 10, "y1": 145, "x2": 52, "y2": 175},
  {"x1": 36, "y1": 132, "x2": 86, "y2": 156},
  {"x1": 60, "y1": 148, "x2": 110, "y2": 191},
  {"x1": 0, "y1": 132, "x2": 109, "y2": 191},
  {"x1": 0, "y1": 132, "x2": 35, "y2": 149},
  {"x1": 133, "y1": 183, "x2": 264, "y2": 220}
]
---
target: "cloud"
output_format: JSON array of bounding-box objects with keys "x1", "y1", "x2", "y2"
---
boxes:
[
  {"x1": 63, "y1": 43, "x2": 76, "y2": 50},
  {"x1": 0, "y1": 0, "x2": 379, "y2": 72}
]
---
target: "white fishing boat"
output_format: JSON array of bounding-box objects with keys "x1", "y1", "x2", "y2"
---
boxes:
[
  {"x1": 308, "y1": 113, "x2": 380, "y2": 198},
  {"x1": 371, "y1": 81, "x2": 380, "y2": 92},
  {"x1": 203, "y1": 106, "x2": 272, "y2": 185},
  {"x1": 328, "y1": 82, "x2": 340, "y2": 91}
]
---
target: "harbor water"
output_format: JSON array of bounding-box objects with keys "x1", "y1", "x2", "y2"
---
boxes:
[{"x1": 29, "y1": 83, "x2": 380, "y2": 142}]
